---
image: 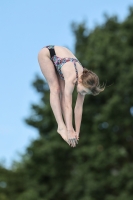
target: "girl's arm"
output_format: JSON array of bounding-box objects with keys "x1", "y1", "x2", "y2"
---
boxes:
[
  {"x1": 64, "y1": 79, "x2": 77, "y2": 146},
  {"x1": 74, "y1": 93, "x2": 85, "y2": 137},
  {"x1": 64, "y1": 79, "x2": 74, "y2": 132}
]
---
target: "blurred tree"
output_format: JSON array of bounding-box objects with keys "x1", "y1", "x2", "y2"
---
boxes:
[
  {"x1": 1, "y1": 6, "x2": 133, "y2": 200},
  {"x1": 0, "y1": 164, "x2": 27, "y2": 200}
]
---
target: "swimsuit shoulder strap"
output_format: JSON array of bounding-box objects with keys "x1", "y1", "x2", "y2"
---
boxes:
[
  {"x1": 74, "y1": 59, "x2": 84, "y2": 85},
  {"x1": 73, "y1": 62, "x2": 78, "y2": 85}
]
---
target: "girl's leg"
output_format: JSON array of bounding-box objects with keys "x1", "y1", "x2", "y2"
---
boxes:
[
  {"x1": 57, "y1": 73, "x2": 79, "y2": 143},
  {"x1": 38, "y1": 48, "x2": 68, "y2": 143},
  {"x1": 57, "y1": 73, "x2": 66, "y2": 123}
]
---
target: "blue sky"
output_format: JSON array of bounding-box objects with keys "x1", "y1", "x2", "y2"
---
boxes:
[{"x1": 0, "y1": 0, "x2": 133, "y2": 168}]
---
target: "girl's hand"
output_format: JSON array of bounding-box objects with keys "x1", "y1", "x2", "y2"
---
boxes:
[
  {"x1": 75, "y1": 132, "x2": 79, "y2": 141},
  {"x1": 73, "y1": 128, "x2": 79, "y2": 141},
  {"x1": 67, "y1": 129, "x2": 78, "y2": 147}
]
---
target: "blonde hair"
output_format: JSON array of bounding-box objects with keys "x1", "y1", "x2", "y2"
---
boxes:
[{"x1": 81, "y1": 68, "x2": 105, "y2": 95}]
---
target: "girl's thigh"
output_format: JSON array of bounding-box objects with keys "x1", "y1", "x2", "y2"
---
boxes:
[
  {"x1": 56, "y1": 73, "x2": 65, "y2": 94},
  {"x1": 38, "y1": 48, "x2": 59, "y2": 90}
]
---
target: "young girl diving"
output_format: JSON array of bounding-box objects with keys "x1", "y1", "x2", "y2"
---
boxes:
[{"x1": 38, "y1": 45, "x2": 104, "y2": 147}]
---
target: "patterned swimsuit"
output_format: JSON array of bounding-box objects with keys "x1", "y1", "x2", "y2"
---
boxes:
[{"x1": 45, "y1": 45, "x2": 83, "y2": 84}]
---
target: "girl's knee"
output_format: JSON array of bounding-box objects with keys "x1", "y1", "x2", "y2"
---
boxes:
[{"x1": 50, "y1": 86, "x2": 61, "y2": 95}]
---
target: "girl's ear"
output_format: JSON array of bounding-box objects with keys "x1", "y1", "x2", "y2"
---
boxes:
[{"x1": 78, "y1": 75, "x2": 83, "y2": 83}]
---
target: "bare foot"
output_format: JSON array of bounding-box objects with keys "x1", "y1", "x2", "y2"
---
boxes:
[{"x1": 57, "y1": 128, "x2": 69, "y2": 145}]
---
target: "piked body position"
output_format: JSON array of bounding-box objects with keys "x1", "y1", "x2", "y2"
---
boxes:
[{"x1": 38, "y1": 45, "x2": 104, "y2": 147}]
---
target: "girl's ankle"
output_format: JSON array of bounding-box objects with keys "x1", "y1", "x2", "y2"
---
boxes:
[{"x1": 57, "y1": 125, "x2": 66, "y2": 130}]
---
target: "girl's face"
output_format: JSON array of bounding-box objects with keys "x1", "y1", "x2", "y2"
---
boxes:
[{"x1": 77, "y1": 82, "x2": 91, "y2": 96}]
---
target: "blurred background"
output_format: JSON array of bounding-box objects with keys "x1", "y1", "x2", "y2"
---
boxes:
[{"x1": 0, "y1": 0, "x2": 133, "y2": 199}]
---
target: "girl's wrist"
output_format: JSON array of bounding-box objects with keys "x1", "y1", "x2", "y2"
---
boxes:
[
  {"x1": 67, "y1": 128, "x2": 75, "y2": 132},
  {"x1": 67, "y1": 129, "x2": 73, "y2": 132}
]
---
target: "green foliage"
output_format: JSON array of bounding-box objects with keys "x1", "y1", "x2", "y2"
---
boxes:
[{"x1": 1, "y1": 7, "x2": 133, "y2": 200}]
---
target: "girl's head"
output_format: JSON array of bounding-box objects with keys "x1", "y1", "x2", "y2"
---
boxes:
[{"x1": 77, "y1": 68, "x2": 105, "y2": 96}]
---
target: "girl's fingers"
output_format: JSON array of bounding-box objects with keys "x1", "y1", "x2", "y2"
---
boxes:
[{"x1": 75, "y1": 133, "x2": 79, "y2": 140}]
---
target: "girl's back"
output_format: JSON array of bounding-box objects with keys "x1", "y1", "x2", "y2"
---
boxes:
[{"x1": 54, "y1": 46, "x2": 77, "y2": 59}]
